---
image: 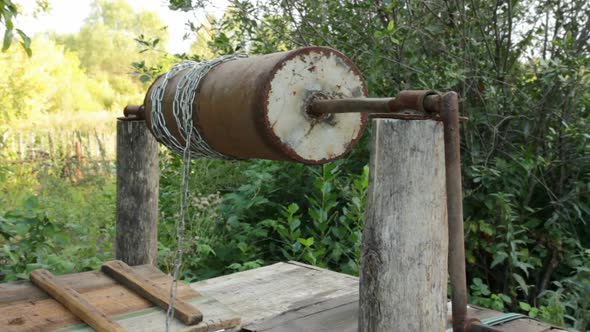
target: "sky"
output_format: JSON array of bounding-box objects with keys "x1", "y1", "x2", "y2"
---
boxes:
[{"x1": 16, "y1": 0, "x2": 228, "y2": 53}]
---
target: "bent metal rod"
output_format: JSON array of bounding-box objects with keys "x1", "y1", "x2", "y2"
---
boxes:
[{"x1": 312, "y1": 90, "x2": 491, "y2": 332}]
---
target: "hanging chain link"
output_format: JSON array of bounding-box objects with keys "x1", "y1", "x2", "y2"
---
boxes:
[
  {"x1": 153, "y1": 54, "x2": 247, "y2": 331},
  {"x1": 149, "y1": 53, "x2": 248, "y2": 160}
]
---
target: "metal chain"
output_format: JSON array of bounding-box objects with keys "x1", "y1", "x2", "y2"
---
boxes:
[
  {"x1": 149, "y1": 53, "x2": 248, "y2": 160},
  {"x1": 156, "y1": 53, "x2": 248, "y2": 331}
]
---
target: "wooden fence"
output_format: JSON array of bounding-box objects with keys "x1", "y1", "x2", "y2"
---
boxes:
[
  {"x1": 0, "y1": 130, "x2": 116, "y2": 163},
  {"x1": 0, "y1": 129, "x2": 117, "y2": 181}
]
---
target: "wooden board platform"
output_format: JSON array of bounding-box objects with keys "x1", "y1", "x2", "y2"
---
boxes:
[
  {"x1": 191, "y1": 261, "x2": 358, "y2": 330},
  {"x1": 0, "y1": 265, "x2": 239, "y2": 332},
  {"x1": 0, "y1": 261, "x2": 570, "y2": 331},
  {"x1": 190, "y1": 261, "x2": 570, "y2": 332}
]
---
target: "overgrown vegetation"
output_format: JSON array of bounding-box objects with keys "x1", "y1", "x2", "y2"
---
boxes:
[
  {"x1": 0, "y1": 0, "x2": 588, "y2": 330},
  {"x1": 0, "y1": 0, "x2": 165, "y2": 277},
  {"x1": 0, "y1": 158, "x2": 116, "y2": 280},
  {"x1": 0, "y1": 0, "x2": 166, "y2": 122}
]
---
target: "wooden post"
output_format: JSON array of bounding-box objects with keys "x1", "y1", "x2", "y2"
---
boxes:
[
  {"x1": 359, "y1": 119, "x2": 448, "y2": 331},
  {"x1": 17, "y1": 132, "x2": 22, "y2": 159},
  {"x1": 116, "y1": 119, "x2": 159, "y2": 266}
]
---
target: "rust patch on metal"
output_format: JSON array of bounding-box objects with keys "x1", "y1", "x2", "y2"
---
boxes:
[
  {"x1": 9, "y1": 317, "x2": 25, "y2": 325},
  {"x1": 440, "y1": 92, "x2": 469, "y2": 332},
  {"x1": 304, "y1": 91, "x2": 332, "y2": 121}
]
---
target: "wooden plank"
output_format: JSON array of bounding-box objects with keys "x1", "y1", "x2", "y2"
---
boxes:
[
  {"x1": 495, "y1": 318, "x2": 568, "y2": 332},
  {"x1": 194, "y1": 262, "x2": 561, "y2": 332},
  {"x1": 102, "y1": 260, "x2": 203, "y2": 325},
  {"x1": 242, "y1": 293, "x2": 358, "y2": 332},
  {"x1": 359, "y1": 119, "x2": 448, "y2": 331},
  {"x1": 191, "y1": 262, "x2": 575, "y2": 332},
  {"x1": 3, "y1": 261, "x2": 567, "y2": 332},
  {"x1": 53, "y1": 295, "x2": 240, "y2": 332},
  {"x1": 0, "y1": 266, "x2": 201, "y2": 331},
  {"x1": 29, "y1": 269, "x2": 126, "y2": 332},
  {"x1": 1, "y1": 265, "x2": 239, "y2": 332},
  {"x1": 0, "y1": 265, "x2": 162, "y2": 305},
  {"x1": 286, "y1": 261, "x2": 358, "y2": 281},
  {"x1": 190, "y1": 262, "x2": 358, "y2": 328},
  {"x1": 116, "y1": 119, "x2": 159, "y2": 266}
]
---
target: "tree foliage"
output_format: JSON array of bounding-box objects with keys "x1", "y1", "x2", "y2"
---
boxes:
[
  {"x1": 169, "y1": 0, "x2": 590, "y2": 328},
  {"x1": 0, "y1": 0, "x2": 48, "y2": 55},
  {"x1": 1, "y1": 0, "x2": 26, "y2": 54},
  {"x1": 0, "y1": 37, "x2": 109, "y2": 121},
  {"x1": 0, "y1": 0, "x2": 168, "y2": 121},
  {"x1": 59, "y1": 0, "x2": 168, "y2": 76}
]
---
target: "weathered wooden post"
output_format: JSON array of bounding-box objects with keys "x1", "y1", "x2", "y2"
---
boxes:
[
  {"x1": 115, "y1": 118, "x2": 159, "y2": 266},
  {"x1": 359, "y1": 119, "x2": 448, "y2": 331}
]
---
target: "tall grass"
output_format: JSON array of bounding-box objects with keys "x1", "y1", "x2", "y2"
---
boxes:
[
  {"x1": 0, "y1": 111, "x2": 120, "y2": 281},
  {"x1": 1, "y1": 111, "x2": 117, "y2": 162}
]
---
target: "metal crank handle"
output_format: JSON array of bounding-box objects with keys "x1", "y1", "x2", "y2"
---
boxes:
[{"x1": 308, "y1": 90, "x2": 441, "y2": 115}]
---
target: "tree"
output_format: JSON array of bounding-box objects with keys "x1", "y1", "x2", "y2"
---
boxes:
[
  {"x1": 0, "y1": 0, "x2": 171, "y2": 119},
  {"x1": 0, "y1": 0, "x2": 48, "y2": 55},
  {"x1": 188, "y1": 15, "x2": 216, "y2": 59},
  {"x1": 0, "y1": 37, "x2": 106, "y2": 121},
  {"x1": 52, "y1": 0, "x2": 169, "y2": 110},
  {"x1": 58, "y1": 0, "x2": 167, "y2": 76}
]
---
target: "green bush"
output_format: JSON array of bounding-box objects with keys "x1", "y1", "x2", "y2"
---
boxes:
[
  {"x1": 0, "y1": 153, "x2": 116, "y2": 282},
  {"x1": 155, "y1": 151, "x2": 368, "y2": 280}
]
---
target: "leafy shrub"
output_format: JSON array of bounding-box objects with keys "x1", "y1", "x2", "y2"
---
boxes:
[
  {"x1": 156, "y1": 151, "x2": 368, "y2": 279},
  {"x1": 0, "y1": 194, "x2": 112, "y2": 281},
  {"x1": 0, "y1": 146, "x2": 116, "y2": 282}
]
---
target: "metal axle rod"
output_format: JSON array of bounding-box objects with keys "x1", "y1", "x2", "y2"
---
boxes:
[
  {"x1": 123, "y1": 105, "x2": 145, "y2": 120},
  {"x1": 309, "y1": 90, "x2": 441, "y2": 115}
]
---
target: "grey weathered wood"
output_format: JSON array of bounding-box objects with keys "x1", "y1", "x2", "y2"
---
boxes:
[
  {"x1": 191, "y1": 262, "x2": 358, "y2": 329},
  {"x1": 359, "y1": 119, "x2": 448, "y2": 332},
  {"x1": 1, "y1": 261, "x2": 566, "y2": 332},
  {"x1": 242, "y1": 293, "x2": 358, "y2": 332},
  {"x1": 116, "y1": 119, "x2": 159, "y2": 266},
  {"x1": 53, "y1": 296, "x2": 240, "y2": 332}
]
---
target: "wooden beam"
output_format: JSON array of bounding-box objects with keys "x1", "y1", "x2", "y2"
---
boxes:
[
  {"x1": 29, "y1": 269, "x2": 125, "y2": 332},
  {"x1": 102, "y1": 260, "x2": 203, "y2": 325},
  {"x1": 359, "y1": 119, "x2": 448, "y2": 331},
  {"x1": 115, "y1": 119, "x2": 159, "y2": 266}
]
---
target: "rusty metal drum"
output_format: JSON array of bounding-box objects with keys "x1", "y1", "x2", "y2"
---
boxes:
[{"x1": 144, "y1": 46, "x2": 368, "y2": 164}]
